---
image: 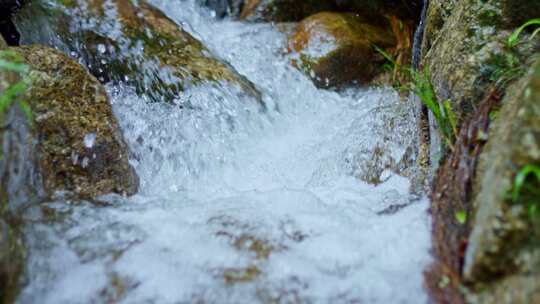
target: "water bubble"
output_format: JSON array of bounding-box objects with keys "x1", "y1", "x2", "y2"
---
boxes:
[
  {"x1": 84, "y1": 133, "x2": 96, "y2": 148},
  {"x1": 97, "y1": 44, "x2": 107, "y2": 54}
]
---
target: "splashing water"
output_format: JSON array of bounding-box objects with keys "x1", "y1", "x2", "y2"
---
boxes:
[{"x1": 18, "y1": 1, "x2": 431, "y2": 303}]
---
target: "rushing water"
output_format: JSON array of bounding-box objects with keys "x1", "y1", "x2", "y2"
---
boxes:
[{"x1": 18, "y1": 1, "x2": 431, "y2": 303}]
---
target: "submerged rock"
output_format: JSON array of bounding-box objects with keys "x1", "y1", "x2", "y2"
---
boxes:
[
  {"x1": 14, "y1": 0, "x2": 262, "y2": 103},
  {"x1": 3, "y1": 45, "x2": 139, "y2": 199},
  {"x1": 287, "y1": 12, "x2": 396, "y2": 88}
]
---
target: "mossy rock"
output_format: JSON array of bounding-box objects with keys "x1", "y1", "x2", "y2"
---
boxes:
[
  {"x1": 14, "y1": 0, "x2": 262, "y2": 103},
  {"x1": 287, "y1": 12, "x2": 396, "y2": 88},
  {"x1": 0, "y1": 36, "x2": 26, "y2": 304},
  {"x1": 462, "y1": 58, "x2": 540, "y2": 304},
  {"x1": 6, "y1": 45, "x2": 139, "y2": 199},
  {"x1": 240, "y1": 0, "x2": 422, "y2": 23},
  {"x1": 421, "y1": 0, "x2": 540, "y2": 121}
]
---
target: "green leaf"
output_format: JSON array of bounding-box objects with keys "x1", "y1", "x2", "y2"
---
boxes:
[
  {"x1": 508, "y1": 18, "x2": 540, "y2": 48},
  {"x1": 512, "y1": 164, "x2": 540, "y2": 202},
  {"x1": 455, "y1": 211, "x2": 467, "y2": 225},
  {"x1": 0, "y1": 59, "x2": 29, "y2": 73},
  {"x1": 373, "y1": 45, "x2": 396, "y2": 67},
  {"x1": 0, "y1": 81, "x2": 27, "y2": 113}
]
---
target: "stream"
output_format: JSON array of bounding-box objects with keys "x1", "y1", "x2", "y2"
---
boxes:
[{"x1": 17, "y1": 1, "x2": 431, "y2": 303}]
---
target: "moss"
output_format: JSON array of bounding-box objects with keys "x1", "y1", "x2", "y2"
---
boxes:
[
  {"x1": 15, "y1": 0, "x2": 262, "y2": 103},
  {"x1": 10, "y1": 45, "x2": 139, "y2": 198},
  {"x1": 223, "y1": 265, "x2": 261, "y2": 284}
]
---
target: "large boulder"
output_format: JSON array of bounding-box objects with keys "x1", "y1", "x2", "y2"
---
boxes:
[
  {"x1": 14, "y1": 0, "x2": 261, "y2": 103},
  {"x1": 287, "y1": 12, "x2": 397, "y2": 88},
  {"x1": 240, "y1": 0, "x2": 422, "y2": 23},
  {"x1": 422, "y1": 0, "x2": 540, "y2": 303},
  {"x1": 462, "y1": 58, "x2": 540, "y2": 303},
  {"x1": 1, "y1": 45, "x2": 139, "y2": 199}
]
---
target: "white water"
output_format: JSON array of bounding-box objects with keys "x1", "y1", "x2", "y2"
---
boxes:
[{"x1": 19, "y1": 1, "x2": 431, "y2": 303}]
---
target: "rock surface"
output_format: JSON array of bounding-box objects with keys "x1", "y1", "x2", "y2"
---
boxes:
[
  {"x1": 287, "y1": 12, "x2": 396, "y2": 88},
  {"x1": 0, "y1": 35, "x2": 25, "y2": 304},
  {"x1": 11, "y1": 45, "x2": 139, "y2": 198},
  {"x1": 240, "y1": 0, "x2": 422, "y2": 23},
  {"x1": 14, "y1": 0, "x2": 261, "y2": 103},
  {"x1": 204, "y1": 0, "x2": 244, "y2": 18},
  {"x1": 422, "y1": 0, "x2": 540, "y2": 303},
  {"x1": 421, "y1": 0, "x2": 540, "y2": 120},
  {"x1": 463, "y1": 58, "x2": 540, "y2": 304}
]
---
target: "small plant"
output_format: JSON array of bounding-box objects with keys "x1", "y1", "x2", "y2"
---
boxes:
[
  {"x1": 409, "y1": 69, "x2": 457, "y2": 149},
  {"x1": 0, "y1": 50, "x2": 32, "y2": 121},
  {"x1": 373, "y1": 45, "x2": 458, "y2": 148},
  {"x1": 455, "y1": 210, "x2": 467, "y2": 225},
  {"x1": 508, "y1": 18, "x2": 540, "y2": 48},
  {"x1": 511, "y1": 164, "x2": 540, "y2": 218}
]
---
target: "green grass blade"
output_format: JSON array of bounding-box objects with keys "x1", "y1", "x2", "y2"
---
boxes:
[
  {"x1": 508, "y1": 18, "x2": 540, "y2": 48},
  {"x1": 513, "y1": 164, "x2": 540, "y2": 202}
]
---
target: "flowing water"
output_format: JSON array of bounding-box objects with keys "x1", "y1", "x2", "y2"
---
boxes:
[{"x1": 18, "y1": 1, "x2": 431, "y2": 303}]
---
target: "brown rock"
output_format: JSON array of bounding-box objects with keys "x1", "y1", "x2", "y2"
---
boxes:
[
  {"x1": 287, "y1": 12, "x2": 396, "y2": 88},
  {"x1": 10, "y1": 45, "x2": 139, "y2": 198},
  {"x1": 14, "y1": 0, "x2": 262, "y2": 103}
]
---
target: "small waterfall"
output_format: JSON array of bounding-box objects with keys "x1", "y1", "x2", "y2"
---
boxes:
[
  {"x1": 410, "y1": 0, "x2": 432, "y2": 192},
  {"x1": 15, "y1": 1, "x2": 432, "y2": 303},
  {"x1": 412, "y1": 0, "x2": 429, "y2": 70}
]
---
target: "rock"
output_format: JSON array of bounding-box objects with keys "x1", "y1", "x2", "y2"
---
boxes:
[
  {"x1": 2, "y1": 45, "x2": 139, "y2": 199},
  {"x1": 287, "y1": 12, "x2": 396, "y2": 88},
  {"x1": 0, "y1": 218, "x2": 24, "y2": 304},
  {"x1": 0, "y1": 35, "x2": 25, "y2": 304},
  {"x1": 422, "y1": 1, "x2": 540, "y2": 302},
  {"x1": 14, "y1": 0, "x2": 262, "y2": 103},
  {"x1": 462, "y1": 59, "x2": 540, "y2": 303},
  {"x1": 421, "y1": 0, "x2": 540, "y2": 121},
  {"x1": 203, "y1": 0, "x2": 244, "y2": 18},
  {"x1": 240, "y1": 0, "x2": 336, "y2": 22},
  {"x1": 240, "y1": 0, "x2": 422, "y2": 23}
]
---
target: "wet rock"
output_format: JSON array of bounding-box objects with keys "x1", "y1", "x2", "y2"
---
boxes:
[
  {"x1": 0, "y1": 35, "x2": 25, "y2": 304},
  {"x1": 14, "y1": 0, "x2": 262, "y2": 103},
  {"x1": 0, "y1": 218, "x2": 24, "y2": 304},
  {"x1": 6, "y1": 45, "x2": 139, "y2": 198},
  {"x1": 240, "y1": 0, "x2": 336, "y2": 22},
  {"x1": 287, "y1": 12, "x2": 396, "y2": 88},
  {"x1": 421, "y1": 0, "x2": 540, "y2": 121},
  {"x1": 203, "y1": 0, "x2": 244, "y2": 18},
  {"x1": 240, "y1": 0, "x2": 422, "y2": 23},
  {"x1": 462, "y1": 59, "x2": 540, "y2": 303}
]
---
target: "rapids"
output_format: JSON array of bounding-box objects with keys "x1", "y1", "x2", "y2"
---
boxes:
[{"x1": 17, "y1": 1, "x2": 431, "y2": 303}]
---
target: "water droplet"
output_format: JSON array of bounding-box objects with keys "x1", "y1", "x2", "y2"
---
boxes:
[
  {"x1": 84, "y1": 133, "x2": 96, "y2": 148},
  {"x1": 97, "y1": 44, "x2": 107, "y2": 54}
]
